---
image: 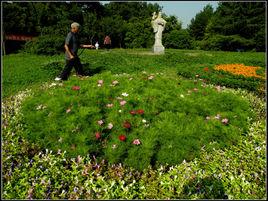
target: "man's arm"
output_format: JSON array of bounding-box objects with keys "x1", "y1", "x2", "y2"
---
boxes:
[
  {"x1": 64, "y1": 44, "x2": 74, "y2": 59},
  {"x1": 81, "y1": 44, "x2": 95, "y2": 48}
]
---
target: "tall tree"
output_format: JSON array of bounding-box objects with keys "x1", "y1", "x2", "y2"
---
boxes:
[
  {"x1": 188, "y1": 4, "x2": 214, "y2": 40},
  {"x1": 205, "y1": 2, "x2": 265, "y2": 51}
]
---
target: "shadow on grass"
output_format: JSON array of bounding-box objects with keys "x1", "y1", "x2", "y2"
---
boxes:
[
  {"x1": 180, "y1": 176, "x2": 228, "y2": 199},
  {"x1": 82, "y1": 62, "x2": 105, "y2": 76},
  {"x1": 43, "y1": 61, "x2": 105, "y2": 77}
]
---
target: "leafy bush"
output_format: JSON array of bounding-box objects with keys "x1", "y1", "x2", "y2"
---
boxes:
[
  {"x1": 24, "y1": 34, "x2": 65, "y2": 55},
  {"x1": 20, "y1": 71, "x2": 253, "y2": 170},
  {"x1": 163, "y1": 29, "x2": 193, "y2": 49},
  {"x1": 199, "y1": 34, "x2": 255, "y2": 51}
]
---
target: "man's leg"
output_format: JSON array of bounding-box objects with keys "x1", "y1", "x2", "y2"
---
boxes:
[
  {"x1": 59, "y1": 59, "x2": 74, "y2": 80},
  {"x1": 73, "y1": 57, "x2": 84, "y2": 76}
]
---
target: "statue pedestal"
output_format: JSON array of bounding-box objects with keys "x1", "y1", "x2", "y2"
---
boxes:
[{"x1": 153, "y1": 45, "x2": 165, "y2": 54}]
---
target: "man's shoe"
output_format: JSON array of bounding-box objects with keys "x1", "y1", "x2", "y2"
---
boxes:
[{"x1": 55, "y1": 77, "x2": 62, "y2": 81}]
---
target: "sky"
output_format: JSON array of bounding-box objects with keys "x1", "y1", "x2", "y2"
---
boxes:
[
  {"x1": 101, "y1": 1, "x2": 219, "y2": 29},
  {"x1": 147, "y1": 1, "x2": 219, "y2": 28}
]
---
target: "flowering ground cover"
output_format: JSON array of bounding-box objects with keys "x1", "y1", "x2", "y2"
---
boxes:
[
  {"x1": 2, "y1": 49, "x2": 266, "y2": 199},
  {"x1": 2, "y1": 85, "x2": 265, "y2": 199},
  {"x1": 19, "y1": 70, "x2": 253, "y2": 170}
]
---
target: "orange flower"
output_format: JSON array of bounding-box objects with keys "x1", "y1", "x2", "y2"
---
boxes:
[{"x1": 214, "y1": 64, "x2": 264, "y2": 79}]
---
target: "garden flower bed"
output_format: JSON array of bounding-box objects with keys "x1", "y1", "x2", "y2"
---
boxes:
[
  {"x1": 2, "y1": 82, "x2": 265, "y2": 199},
  {"x1": 18, "y1": 71, "x2": 254, "y2": 170}
]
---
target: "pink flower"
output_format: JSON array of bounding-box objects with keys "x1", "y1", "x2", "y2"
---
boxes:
[
  {"x1": 132, "y1": 139, "x2": 141, "y2": 145},
  {"x1": 129, "y1": 110, "x2": 136, "y2": 115},
  {"x1": 97, "y1": 120, "x2": 104, "y2": 125},
  {"x1": 120, "y1": 100, "x2": 127, "y2": 106},
  {"x1": 118, "y1": 135, "x2": 126, "y2": 141},
  {"x1": 222, "y1": 118, "x2": 229, "y2": 125},
  {"x1": 106, "y1": 103, "x2": 113, "y2": 108},
  {"x1": 66, "y1": 108, "x2": 71, "y2": 113},
  {"x1": 95, "y1": 132, "x2": 101, "y2": 139},
  {"x1": 72, "y1": 86, "x2": 80, "y2": 90},
  {"x1": 193, "y1": 88, "x2": 198, "y2": 92},
  {"x1": 98, "y1": 80, "x2": 103, "y2": 84},
  {"x1": 107, "y1": 123, "x2": 113, "y2": 129}
]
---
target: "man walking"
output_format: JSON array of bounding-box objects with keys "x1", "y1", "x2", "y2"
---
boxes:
[{"x1": 55, "y1": 22, "x2": 94, "y2": 81}]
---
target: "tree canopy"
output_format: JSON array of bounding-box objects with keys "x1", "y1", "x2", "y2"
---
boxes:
[{"x1": 2, "y1": 1, "x2": 266, "y2": 52}]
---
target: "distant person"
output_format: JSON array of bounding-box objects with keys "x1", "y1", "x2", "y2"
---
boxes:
[
  {"x1": 95, "y1": 41, "x2": 99, "y2": 50},
  {"x1": 55, "y1": 22, "x2": 94, "y2": 81},
  {"x1": 103, "y1": 35, "x2": 111, "y2": 50}
]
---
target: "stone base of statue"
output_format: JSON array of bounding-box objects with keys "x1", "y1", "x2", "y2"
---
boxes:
[{"x1": 153, "y1": 45, "x2": 165, "y2": 54}]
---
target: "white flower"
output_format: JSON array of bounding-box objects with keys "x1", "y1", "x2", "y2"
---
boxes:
[
  {"x1": 49, "y1": 83, "x2": 57, "y2": 88},
  {"x1": 214, "y1": 114, "x2": 221, "y2": 120},
  {"x1": 118, "y1": 110, "x2": 122, "y2": 113},
  {"x1": 122, "y1": 92, "x2": 129, "y2": 97},
  {"x1": 107, "y1": 123, "x2": 113, "y2": 129},
  {"x1": 180, "y1": 94, "x2": 184, "y2": 98},
  {"x1": 148, "y1": 75, "x2": 154, "y2": 80},
  {"x1": 142, "y1": 119, "x2": 147, "y2": 123}
]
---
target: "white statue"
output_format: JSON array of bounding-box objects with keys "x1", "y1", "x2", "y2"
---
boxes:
[{"x1": 151, "y1": 12, "x2": 166, "y2": 53}]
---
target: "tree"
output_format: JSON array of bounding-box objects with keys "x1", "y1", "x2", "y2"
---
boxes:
[
  {"x1": 205, "y1": 2, "x2": 265, "y2": 51},
  {"x1": 188, "y1": 4, "x2": 214, "y2": 41}
]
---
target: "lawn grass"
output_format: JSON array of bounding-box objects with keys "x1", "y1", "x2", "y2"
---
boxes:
[{"x1": 2, "y1": 49, "x2": 265, "y2": 98}]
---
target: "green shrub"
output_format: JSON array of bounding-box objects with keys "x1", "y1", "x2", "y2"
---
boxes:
[
  {"x1": 24, "y1": 35, "x2": 64, "y2": 55},
  {"x1": 20, "y1": 71, "x2": 253, "y2": 170},
  {"x1": 199, "y1": 34, "x2": 255, "y2": 51},
  {"x1": 163, "y1": 29, "x2": 193, "y2": 49}
]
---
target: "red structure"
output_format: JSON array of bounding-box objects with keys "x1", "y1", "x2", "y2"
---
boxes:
[{"x1": 5, "y1": 34, "x2": 35, "y2": 41}]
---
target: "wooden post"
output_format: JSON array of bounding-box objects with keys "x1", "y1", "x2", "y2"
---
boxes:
[{"x1": 3, "y1": 40, "x2": 6, "y2": 55}]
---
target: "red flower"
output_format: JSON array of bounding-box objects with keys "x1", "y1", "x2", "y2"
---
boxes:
[
  {"x1": 129, "y1": 110, "x2": 136, "y2": 115},
  {"x1": 72, "y1": 86, "x2": 80, "y2": 91},
  {"x1": 136, "y1": 109, "x2": 144, "y2": 115},
  {"x1": 118, "y1": 135, "x2": 126, "y2": 141},
  {"x1": 203, "y1": 67, "x2": 209, "y2": 72},
  {"x1": 123, "y1": 121, "x2": 131, "y2": 129},
  {"x1": 95, "y1": 132, "x2": 101, "y2": 139}
]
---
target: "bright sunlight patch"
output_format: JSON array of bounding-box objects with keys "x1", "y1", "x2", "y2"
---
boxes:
[{"x1": 20, "y1": 71, "x2": 253, "y2": 170}]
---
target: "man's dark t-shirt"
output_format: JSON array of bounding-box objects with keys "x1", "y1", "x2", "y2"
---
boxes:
[{"x1": 65, "y1": 32, "x2": 80, "y2": 60}]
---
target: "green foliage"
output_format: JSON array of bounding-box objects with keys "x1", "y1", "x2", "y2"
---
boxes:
[
  {"x1": 2, "y1": 53, "x2": 64, "y2": 98},
  {"x1": 2, "y1": 87, "x2": 266, "y2": 199},
  {"x1": 24, "y1": 34, "x2": 64, "y2": 55},
  {"x1": 163, "y1": 29, "x2": 193, "y2": 49},
  {"x1": 204, "y1": 2, "x2": 265, "y2": 51},
  {"x1": 199, "y1": 34, "x2": 255, "y2": 51},
  {"x1": 20, "y1": 70, "x2": 253, "y2": 170},
  {"x1": 188, "y1": 4, "x2": 214, "y2": 40},
  {"x1": 3, "y1": 49, "x2": 265, "y2": 99}
]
